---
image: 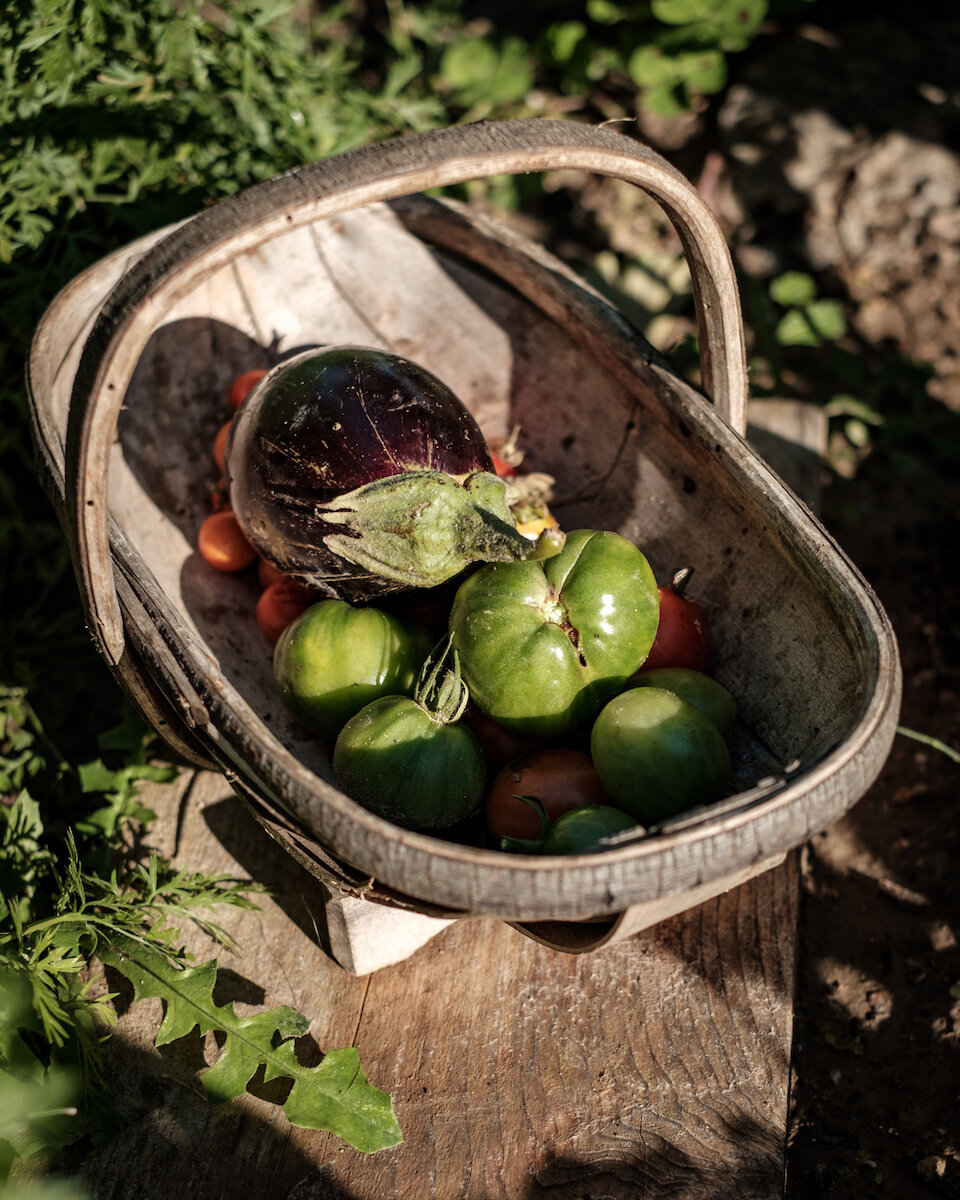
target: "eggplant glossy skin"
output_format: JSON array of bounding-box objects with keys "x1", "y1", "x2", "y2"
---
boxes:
[{"x1": 226, "y1": 346, "x2": 494, "y2": 601}]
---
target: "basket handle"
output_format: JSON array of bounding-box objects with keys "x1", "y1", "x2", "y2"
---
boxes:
[{"x1": 66, "y1": 118, "x2": 747, "y2": 666}]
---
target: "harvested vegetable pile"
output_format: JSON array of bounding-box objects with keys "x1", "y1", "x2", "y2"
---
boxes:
[{"x1": 200, "y1": 347, "x2": 739, "y2": 855}]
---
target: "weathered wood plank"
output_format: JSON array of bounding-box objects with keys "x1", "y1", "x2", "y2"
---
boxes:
[{"x1": 79, "y1": 770, "x2": 798, "y2": 1200}]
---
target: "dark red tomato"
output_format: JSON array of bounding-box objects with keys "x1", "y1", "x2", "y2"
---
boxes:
[
  {"x1": 213, "y1": 419, "x2": 232, "y2": 473},
  {"x1": 210, "y1": 476, "x2": 229, "y2": 512},
  {"x1": 229, "y1": 368, "x2": 269, "y2": 411},
  {"x1": 639, "y1": 567, "x2": 710, "y2": 673},
  {"x1": 485, "y1": 748, "x2": 609, "y2": 842},
  {"x1": 258, "y1": 556, "x2": 289, "y2": 589},
  {"x1": 462, "y1": 704, "x2": 544, "y2": 775},
  {"x1": 256, "y1": 581, "x2": 313, "y2": 643}
]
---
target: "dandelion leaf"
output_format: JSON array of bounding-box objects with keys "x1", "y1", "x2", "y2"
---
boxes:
[{"x1": 99, "y1": 935, "x2": 402, "y2": 1152}]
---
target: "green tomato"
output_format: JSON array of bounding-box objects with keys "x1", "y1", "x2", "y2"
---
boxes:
[
  {"x1": 448, "y1": 529, "x2": 659, "y2": 737},
  {"x1": 273, "y1": 599, "x2": 428, "y2": 741},
  {"x1": 333, "y1": 696, "x2": 486, "y2": 830},
  {"x1": 631, "y1": 667, "x2": 737, "y2": 736},
  {"x1": 591, "y1": 686, "x2": 732, "y2": 825},
  {"x1": 541, "y1": 805, "x2": 639, "y2": 855}
]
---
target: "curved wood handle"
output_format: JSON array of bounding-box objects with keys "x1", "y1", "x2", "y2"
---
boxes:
[{"x1": 66, "y1": 118, "x2": 748, "y2": 665}]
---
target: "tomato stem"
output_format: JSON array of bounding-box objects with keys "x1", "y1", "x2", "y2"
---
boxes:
[
  {"x1": 414, "y1": 636, "x2": 470, "y2": 725},
  {"x1": 670, "y1": 566, "x2": 695, "y2": 595}
]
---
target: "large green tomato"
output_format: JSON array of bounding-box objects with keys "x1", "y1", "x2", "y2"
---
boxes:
[
  {"x1": 448, "y1": 529, "x2": 659, "y2": 737},
  {"x1": 591, "y1": 686, "x2": 732, "y2": 825},
  {"x1": 273, "y1": 599, "x2": 428, "y2": 741}
]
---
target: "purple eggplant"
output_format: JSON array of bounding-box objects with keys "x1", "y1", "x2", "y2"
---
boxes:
[{"x1": 225, "y1": 346, "x2": 563, "y2": 602}]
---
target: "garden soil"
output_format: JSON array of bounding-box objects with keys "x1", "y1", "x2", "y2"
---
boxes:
[{"x1": 630, "y1": 13, "x2": 960, "y2": 1197}]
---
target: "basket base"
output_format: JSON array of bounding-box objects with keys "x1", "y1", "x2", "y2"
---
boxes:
[{"x1": 318, "y1": 850, "x2": 787, "y2": 974}]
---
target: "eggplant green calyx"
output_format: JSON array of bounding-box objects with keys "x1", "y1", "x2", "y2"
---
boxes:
[
  {"x1": 319, "y1": 470, "x2": 565, "y2": 589},
  {"x1": 413, "y1": 636, "x2": 470, "y2": 726}
]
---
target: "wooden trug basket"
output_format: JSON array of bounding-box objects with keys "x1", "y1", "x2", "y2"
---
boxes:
[{"x1": 28, "y1": 120, "x2": 901, "y2": 958}]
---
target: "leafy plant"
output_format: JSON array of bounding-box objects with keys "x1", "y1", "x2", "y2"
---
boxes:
[
  {"x1": 98, "y1": 936, "x2": 398, "y2": 1148},
  {"x1": 533, "y1": 0, "x2": 773, "y2": 116},
  {"x1": 769, "y1": 271, "x2": 847, "y2": 347},
  {"x1": 0, "y1": 0, "x2": 446, "y2": 266},
  {"x1": 0, "y1": 693, "x2": 402, "y2": 1180}
]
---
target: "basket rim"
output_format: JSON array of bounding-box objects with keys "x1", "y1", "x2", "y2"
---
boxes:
[{"x1": 26, "y1": 123, "x2": 903, "y2": 919}]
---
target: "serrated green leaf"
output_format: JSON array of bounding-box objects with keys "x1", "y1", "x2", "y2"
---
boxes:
[{"x1": 99, "y1": 936, "x2": 402, "y2": 1152}]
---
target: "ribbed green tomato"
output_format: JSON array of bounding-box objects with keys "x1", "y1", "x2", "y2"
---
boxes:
[
  {"x1": 448, "y1": 529, "x2": 659, "y2": 737},
  {"x1": 273, "y1": 599, "x2": 428, "y2": 741},
  {"x1": 333, "y1": 696, "x2": 486, "y2": 830},
  {"x1": 591, "y1": 686, "x2": 732, "y2": 825}
]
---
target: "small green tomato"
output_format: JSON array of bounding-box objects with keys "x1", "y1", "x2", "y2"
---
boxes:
[
  {"x1": 591, "y1": 686, "x2": 732, "y2": 825},
  {"x1": 540, "y1": 805, "x2": 640, "y2": 855},
  {"x1": 631, "y1": 667, "x2": 737, "y2": 736},
  {"x1": 333, "y1": 641, "x2": 486, "y2": 831},
  {"x1": 273, "y1": 599, "x2": 428, "y2": 741}
]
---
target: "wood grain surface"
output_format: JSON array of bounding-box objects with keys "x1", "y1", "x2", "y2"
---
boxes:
[{"x1": 78, "y1": 769, "x2": 798, "y2": 1200}]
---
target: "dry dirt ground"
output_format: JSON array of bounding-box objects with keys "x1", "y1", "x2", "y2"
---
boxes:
[{"x1": 669, "y1": 13, "x2": 960, "y2": 1198}]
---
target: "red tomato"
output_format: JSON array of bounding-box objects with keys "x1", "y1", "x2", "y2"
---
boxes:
[
  {"x1": 639, "y1": 567, "x2": 710, "y2": 673},
  {"x1": 462, "y1": 704, "x2": 542, "y2": 775},
  {"x1": 198, "y1": 510, "x2": 257, "y2": 572},
  {"x1": 490, "y1": 451, "x2": 516, "y2": 478},
  {"x1": 229, "y1": 368, "x2": 269, "y2": 411},
  {"x1": 258, "y1": 557, "x2": 288, "y2": 589},
  {"x1": 257, "y1": 581, "x2": 312, "y2": 643},
  {"x1": 213, "y1": 419, "x2": 232, "y2": 473},
  {"x1": 485, "y1": 748, "x2": 609, "y2": 842}
]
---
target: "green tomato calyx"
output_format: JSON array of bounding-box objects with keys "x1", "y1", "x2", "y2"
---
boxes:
[
  {"x1": 498, "y1": 795, "x2": 551, "y2": 854},
  {"x1": 319, "y1": 470, "x2": 565, "y2": 589},
  {"x1": 413, "y1": 636, "x2": 470, "y2": 725}
]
